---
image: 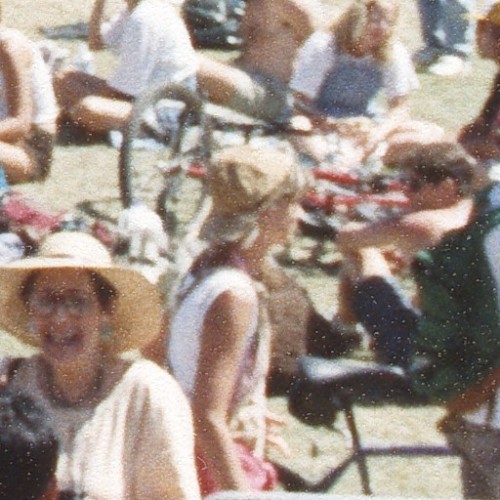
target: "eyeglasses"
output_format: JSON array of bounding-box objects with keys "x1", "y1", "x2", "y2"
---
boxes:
[{"x1": 29, "y1": 293, "x2": 95, "y2": 316}]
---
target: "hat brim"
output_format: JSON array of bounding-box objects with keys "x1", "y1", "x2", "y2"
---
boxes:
[{"x1": 0, "y1": 256, "x2": 163, "y2": 353}]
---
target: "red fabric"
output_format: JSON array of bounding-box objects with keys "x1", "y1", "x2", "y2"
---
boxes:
[
  {"x1": 196, "y1": 442, "x2": 278, "y2": 496},
  {"x1": 1, "y1": 193, "x2": 62, "y2": 231}
]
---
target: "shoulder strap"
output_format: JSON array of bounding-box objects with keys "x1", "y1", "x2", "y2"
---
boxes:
[{"x1": 0, "y1": 357, "x2": 23, "y2": 386}]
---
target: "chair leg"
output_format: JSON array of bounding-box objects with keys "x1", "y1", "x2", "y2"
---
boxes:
[{"x1": 343, "y1": 402, "x2": 372, "y2": 495}]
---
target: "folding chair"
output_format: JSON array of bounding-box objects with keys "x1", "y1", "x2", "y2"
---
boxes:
[{"x1": 286, "y1": 356, "x2": 458, "y2": 495}]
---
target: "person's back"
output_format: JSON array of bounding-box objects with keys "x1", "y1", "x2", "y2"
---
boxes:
[
  {"x1": 237, "y1": 0, "x2": 321, "y2": 84},
  {"x1": 0, "y1": 387, "x2": 59, "y2": 500}
]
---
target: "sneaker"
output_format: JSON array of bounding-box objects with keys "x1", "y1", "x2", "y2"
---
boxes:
[
  {"x1": 427, "y1": 54, "x2": 469, "y2": 76},
  {"x1": 413, "y1": 46, "x2": 441, "y2": 70}
]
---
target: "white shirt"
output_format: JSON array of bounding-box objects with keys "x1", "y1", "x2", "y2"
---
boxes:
[
  {"x1": 10, "y1": 357, "x2": 200, "y2": 499},
  {"x1": 169, "y1": 268, "x2": 259, "y2": 398},
  {"x1": 0, "y1": 28, "x2": 57, "y2": 126},
  {"x1": 290, "y1": 31, "x2": 419, "y2": 105},
  {"x1": 102, "y1": 0, "x2": 197, "y2": 98}
]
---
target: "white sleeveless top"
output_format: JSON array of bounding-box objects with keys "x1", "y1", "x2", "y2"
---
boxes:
[
  {"x1": 169, "y1": 268, "x2": 259, "y2": 397},
  {"x1": 168, "y1": 267, "x2": 271, "y2": 456},
  {"x1": 0, "y1": 28, "x2": 58, "y2": 127}
]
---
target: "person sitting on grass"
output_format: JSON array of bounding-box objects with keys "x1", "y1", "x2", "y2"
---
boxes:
[
  {"x1": 0, "y1": 387, "x2": 59, "y2": 500},
  {"x1": 459, "y1": 1, "x2": 500, "y2": 162},
  {"x1": 288, "y1": 0, "x2": 444, "y2": 170},
  {"x1": 0, "y1": 2, "x2": 57, "y2": 184},
  {"x1": 54, "y1": 0, "x2": 197, "y2": 138},
  {"x1": 197, "y1": 0, "x2": 321, "y2": 122}
]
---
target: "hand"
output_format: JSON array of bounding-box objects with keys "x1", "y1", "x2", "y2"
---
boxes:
[{"x1": 265, "y1": 411, "x2": 290, "y2": 456}]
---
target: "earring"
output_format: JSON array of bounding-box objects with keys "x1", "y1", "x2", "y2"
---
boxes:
[
  {"x1": 27, "y1": 319, "x2": 38, "y2": 339},
  {"x1": 241, "y1": 226, "x2": 260, "y2": 250},
  {"x1": 100, "y1": 324, "x2": 113, "y2": 342}
]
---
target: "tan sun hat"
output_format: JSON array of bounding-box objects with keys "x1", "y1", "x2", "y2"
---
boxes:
[
  {"x1": 200, "y1": 145, "x2": 306, "y2": 242},
  {"x1": 0, "y1": 231, "x2": 163, "y2": 353},
  {"x1": 473, "y1": 2, "x2": 500, "y2": 26}
]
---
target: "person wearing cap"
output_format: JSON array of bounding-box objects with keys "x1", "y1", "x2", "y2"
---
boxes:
[
  {"x1": 337, "y1": 142, "x2": 500, "y2": 499},
  {"x1": 335, "y1": 141, "x2": 480, "y2": 367},
  {"x1": 0, "y1": 231, "x2": 200, "y2": 499},
  {"x1": 459, "y1": 1, "x2": 500, "y2": 161},
  {"x1": 167, "y1": 146, "x2": 306, "y2": 494}
]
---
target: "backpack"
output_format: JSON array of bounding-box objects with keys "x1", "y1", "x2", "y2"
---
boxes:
[{"x1": 410, "y1": 183, "x2": 500, "y2": 403}]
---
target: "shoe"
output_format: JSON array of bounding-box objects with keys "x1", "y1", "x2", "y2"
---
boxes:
[
  {"x1": 427, "y1": 54, "x2": 469, "y2": 76},
  {"x1": 413, "y1": 46, "x2": 441, "y2": 70}
]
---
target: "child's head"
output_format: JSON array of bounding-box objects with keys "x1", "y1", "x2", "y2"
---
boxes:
[
  {"x1": 0, "y1": 387, "x2": 58, "y2": 500},
  {"x1": 334, "y1": 0, "x2": 399, "y2": 60}
]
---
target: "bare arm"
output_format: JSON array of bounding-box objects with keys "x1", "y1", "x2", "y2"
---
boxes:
[
  {"x1": 88, "y1": 0, "x2": 107, "y2": 51},
  {"x1": 336, "y1": 214, "x2": 438, "y2": 260},
  {"x1": 458, "y1": 119, "x2": 500, "y2": 160},
  {"x1": 337, "y1": 201, "x2": 475, "y2": 268},
  {"x1": 0, "y1": 36, "x2": 33, "y2": 142},
  {"x1": 191, "y1": 290, "x2": 257, "y2": 491}
]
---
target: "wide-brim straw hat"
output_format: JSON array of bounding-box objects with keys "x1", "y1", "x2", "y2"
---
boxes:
[
  {"x1": 0, "y1": 231, "x2": 163, "y2": 353},
  {"x1": 200, "y1": 145, "x2": 306, "y2": 242}
]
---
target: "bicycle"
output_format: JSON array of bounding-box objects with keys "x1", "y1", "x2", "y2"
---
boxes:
[{"x1": 115, "y1": 83, "x2": 412, "y2": 269}]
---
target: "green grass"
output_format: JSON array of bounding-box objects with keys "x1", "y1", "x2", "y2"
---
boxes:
[{"x1": 2, "y1": 0, "x2": 496, "y2": 497}]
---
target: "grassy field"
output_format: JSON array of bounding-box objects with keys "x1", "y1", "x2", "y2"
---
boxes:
[{"x1": 2, "y1": 0, "x2": 496, "y2": 497}]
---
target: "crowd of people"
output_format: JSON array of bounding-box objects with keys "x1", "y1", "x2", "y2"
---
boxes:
[{"x1": 0, "y1": 0, "x2": 499, "y2": 499}]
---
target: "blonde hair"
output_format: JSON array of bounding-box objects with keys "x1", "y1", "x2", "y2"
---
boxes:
[{"x1": 332, "y1": 0, "x2": 399, "y2": 61}]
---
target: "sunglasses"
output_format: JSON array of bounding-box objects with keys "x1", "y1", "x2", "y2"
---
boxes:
[{"x1": 29, "y1": 292, "x2": 95, "y2": 316}]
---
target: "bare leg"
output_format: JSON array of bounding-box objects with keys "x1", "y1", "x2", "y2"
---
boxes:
[
  {"x1": 71, "y1": 96, "x2": 133, "y2": 134},
  {"x1": 0, "y1": 141, "x2": 36, "y2": 184},
  {"x1": 54, "y1": 69, "x2": 133, "y2": 134}
]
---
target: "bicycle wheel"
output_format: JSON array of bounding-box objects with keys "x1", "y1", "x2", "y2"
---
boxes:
[{"x1": 119, "y1": 82, "x2": 210, "y2": 211}]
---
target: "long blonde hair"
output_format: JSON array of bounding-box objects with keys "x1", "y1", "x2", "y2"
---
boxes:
[{"x1": 332, "y1": 0, "x2": 399, "y2": 62}]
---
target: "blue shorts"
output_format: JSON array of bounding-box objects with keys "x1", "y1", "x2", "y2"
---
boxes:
[{"x1": 352, "y1": 276, "x2": 420, "y2": 368}]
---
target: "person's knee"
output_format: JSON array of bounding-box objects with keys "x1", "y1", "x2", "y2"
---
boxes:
[
  {"x1": 70, "y1": 96, "x2": 132, "y2": 133},
  {"x1": 352, "y1": 276, "x2": 419, "y2": 367},
  {"x1": 53, "y1": 70, "x2": 110, "y2": 110}
]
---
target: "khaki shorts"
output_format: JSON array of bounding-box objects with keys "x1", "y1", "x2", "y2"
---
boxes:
[{"x1": 230, "y1": 69, "x2": 291, "y2": 122}]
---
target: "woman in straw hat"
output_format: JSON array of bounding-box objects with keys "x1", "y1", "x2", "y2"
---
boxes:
[
  {"x1": 0, "y1": 231, "x2": 200, "y2": 499},
  {"x1": 167, "y1": 146, "x2": 306, "y2": 494}
]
